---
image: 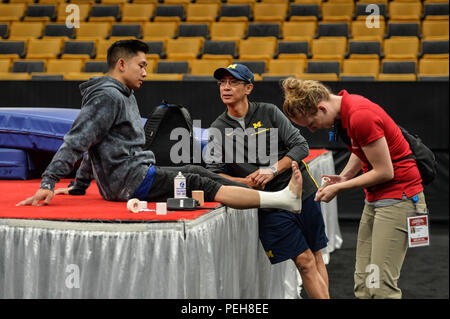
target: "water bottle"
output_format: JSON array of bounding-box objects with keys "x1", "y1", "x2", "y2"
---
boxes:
[{"x1": 174, "y1": 171, "x2": 186, "y2": 198}]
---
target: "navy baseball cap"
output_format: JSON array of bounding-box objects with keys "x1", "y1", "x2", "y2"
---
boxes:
[{"x1": 214, "y1": 63, "x2": 254, "y2": 84}]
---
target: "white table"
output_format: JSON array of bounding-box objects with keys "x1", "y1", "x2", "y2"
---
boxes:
[{"x1": 0, "y1": 151, "x2": 341, "y2": 298}]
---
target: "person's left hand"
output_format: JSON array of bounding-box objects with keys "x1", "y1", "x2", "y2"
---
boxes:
[
  {"x1": 54, "y1": 186, "x2": 73, "y2": 195},
  {"x1": 314, "y1": 184, "x2": 340, "y2": 203},
  {"x1": 247, "y1": 168, "x2": 276, "y2": 189}
]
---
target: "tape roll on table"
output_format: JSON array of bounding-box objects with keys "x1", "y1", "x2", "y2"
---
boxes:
[{"x1": 127, "y1": 198, "x2": 140, "y2": 213}]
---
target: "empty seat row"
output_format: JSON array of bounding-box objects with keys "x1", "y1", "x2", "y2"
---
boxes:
[
  {"x1": 0, "y1": 57, "x2": 447, "y2": 82},
  {"x1": 0, "y1": 2, "x2": 448, "y2": 24},
  {"x1": 2, "y1": 36, "x2": 447, "y2": 62},
  {"x1": 1, "y1": 20, "x2": 448, "y2": 42}
]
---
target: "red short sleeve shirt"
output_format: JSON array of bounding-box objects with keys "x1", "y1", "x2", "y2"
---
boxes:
[{"x1": 339, "y1": 90, "x2": 423, "y2": 201}]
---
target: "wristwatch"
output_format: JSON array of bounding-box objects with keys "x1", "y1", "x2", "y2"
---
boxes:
[{"x1": 268, "y1": 165, "x2": 278, "y2": 176}]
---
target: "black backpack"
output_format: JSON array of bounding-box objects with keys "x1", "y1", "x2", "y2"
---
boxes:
[
  {"x1": 143, "y1": 102, "x2": 195, "y2": 167},
  {"x1": 393, "y1": 126, "x2": 437, "y2": 185},
  {"x1": 336, "y1": 122, "x2": 437, "y2": 185}
]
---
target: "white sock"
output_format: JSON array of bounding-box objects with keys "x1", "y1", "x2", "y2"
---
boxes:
[{"x1": 258, "y1": 185, "x2": 302, "y2": 214}]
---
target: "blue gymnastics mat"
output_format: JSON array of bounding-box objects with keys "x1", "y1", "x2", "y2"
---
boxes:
[{"x1": 0, "y1": 107, "x2": 80, "y2": 152}]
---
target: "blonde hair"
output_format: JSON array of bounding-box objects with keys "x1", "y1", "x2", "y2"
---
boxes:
[{"x1": 282, "y1": 77, "x2": 331, "y2": 119}]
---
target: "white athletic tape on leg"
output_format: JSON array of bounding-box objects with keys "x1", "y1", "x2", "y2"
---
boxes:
[{"x1": 258, "y1": 185, "x2": 302, "y2": 214}]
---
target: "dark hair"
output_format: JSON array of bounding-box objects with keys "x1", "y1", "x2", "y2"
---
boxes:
[{"x1": 107, "y1": 40, "x2": 149, "y2": 70}]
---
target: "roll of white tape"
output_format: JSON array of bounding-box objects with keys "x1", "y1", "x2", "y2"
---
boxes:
[
  {"x1": 321, "y1": 177, "x2": 330, "y2": 188},
  {"x1": 127, "y1": 198, "x2": 140, "y2": 213}
]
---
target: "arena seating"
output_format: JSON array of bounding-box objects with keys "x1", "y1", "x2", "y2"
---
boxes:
[{"x1": 0, "y1": 0, "x2": 448, "y2": 81}]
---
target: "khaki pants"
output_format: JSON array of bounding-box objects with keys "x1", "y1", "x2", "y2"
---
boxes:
[{"x1": 353, "y1": 192, "x2": 427, "y2": 299}]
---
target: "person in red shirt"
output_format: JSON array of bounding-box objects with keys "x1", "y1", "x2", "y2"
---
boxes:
[{"x1": 281, "y1": 77, "x2": 428, "y2": 299}]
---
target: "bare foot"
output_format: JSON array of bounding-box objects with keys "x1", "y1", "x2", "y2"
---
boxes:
[{"x1": 288, "y1": 161, "x2": 303, "y2": 198}]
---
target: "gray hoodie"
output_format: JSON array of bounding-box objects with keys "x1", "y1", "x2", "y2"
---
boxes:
[{"x1": 40, "y1": 76, "x2": 155, "y2": 201}]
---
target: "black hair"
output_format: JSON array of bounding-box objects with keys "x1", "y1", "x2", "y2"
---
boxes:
[{"x1": 107, "y1": 40, "x2": 149, "y2": 71}]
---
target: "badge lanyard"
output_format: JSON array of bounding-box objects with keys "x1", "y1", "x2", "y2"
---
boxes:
[{"x1": 407, "y1": 195, "x2": 430, "y2": 248}]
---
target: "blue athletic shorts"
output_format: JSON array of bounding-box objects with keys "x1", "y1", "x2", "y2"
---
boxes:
[{"x1": 258, "y1": 193, "x2": 329, "y2": 264}]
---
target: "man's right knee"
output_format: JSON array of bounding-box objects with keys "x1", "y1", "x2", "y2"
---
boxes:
[{"x1": 293, "y1": 249, "x2": 316, "y2": 274}]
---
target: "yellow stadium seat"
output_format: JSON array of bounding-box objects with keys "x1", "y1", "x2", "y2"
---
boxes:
[
  {"x1": 263, "y1": 59, "x2": 305, "y2": 76},
  {"x1": 210, "y1": 22, "x2": 247, "y2": 41},
  {"x1": 351, "y1": 20, "x2": 386, "y2": 41},
  {"x1": 341, "y1": 59, "x2": 380, "y2": 78},
  {"x1": 226, "y1": 0, "x2": 256, "y2": 5},
  {"x1": 358, "y1": 0, "x2": 388, "y2": 4},
  {"x1": 142, "y1": 22, "x2": 178, "y2": 41},
  {"x1": 95, "y1": 38, "x2": 117, "y2": 60},
  {"x1": 68, "y1": 0, "x2": 97, "y2": 3},
  {"x1": 46, "y1": 58, "x2": 83, "y2": 73},
  {"x1": 75, "y1": 22, "x2": 111, "y2": 41},
  {"x1": 121, "y1": 4, "x2": 154, "y2": 23},
  {"x1": 153, "y1": 5, "x2": 186, "y2": 23},
  {"x1": 292, "y1": 0, "x2": 323, "y2": 4},
  {"x1": 419, "y1": 58, "x2": 449, "y2": 76},
  {"x1": 165, "y1": 38, "x2": 203, "y2": 60},
  {"x1": 239, "y1": 38, "x2": 277, "y2": 63},
  {"x1": 0, "y1": 72, "x2": 30, "y2": 80},
  {"x1": 40, "y1": 0, "x2": 67, "y2": 4},
  {"x1": 101, "y1": 0, "x2": 128, "y2": 4},
  {"x1": 0, "y1": 4, "x2": 26, "y2": 22},
  {"x1": 0, "y1": 59, "x2": 11, "y2": 73},
  {"x1": 422, "y1": 20, "x2": 449, "y2": 40},
  {"x1": 389, "y1": 2, "x2": 422, "y2": 22},
  {"x1": 377, "y1": 73, "x2": 417, "y2": 81},
  {"x1": 9, "y1": 0, "x2": 34, "y2": 4},
  {"x1": 60, "y1": 40, "x2": 96, "y2": 61},
  {"x1": 322, "y1": 2, "x2": 354, "y2": 23},
  {"x1": 9, "y1": 22, "x2": 44, "y2": 40},
  {"x1": 282, "y1": 21, "x2": 317, "y2": 42},
  {"x1": 297, "y1": 73, "x2": 339, "y2": 81},
  {"x1": 384, "y1": 37, "x2": 420, "y2": 60},
  {"x1": 64, "y1": 72, "x2": 104, "y2": 80},
  {"x1": 195, "y1": 0, "x2": 222, "y2": 3},
  {"x1": 57, "y1": 3, "x2": 91, "y2": 23},
  {"x1": 0, "y1": 40, "x2": 26, "y2": 59},
  {"x1": 144, "y1": 73, "x2": 183, "y2": 81},
  {"x1": 26, "y1": 38, "x2": 63, "y2": 60},
  {"x1": 23, "y1": 4, "x2": 57, "y2": 22},
  {"x1": 165, "y1": 0, "x2": 191, "y2": 4},
  {"x1": 190, "y1": 59, "x2": 230, "y2": 75},
  {"x1": 88, "y1": 5, "x2": 120, "y2": 22},
  {"x1": 253, "y1": 3, "x2": 288, "y2": 23},
  {"x1": 144, "y1": 59, "x2": 156, "y2": 74},
  {"x1": 133, "y1": 0, "x2": 159, "y2": 3},
  {"x1": 186, "y1": 3, "x2": 220, "y2": 23},
  {"x1": 311, "y1": 38, "x2": 347, "y2": 61}
]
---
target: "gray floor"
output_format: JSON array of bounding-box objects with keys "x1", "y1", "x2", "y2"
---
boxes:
[{"x1": 308, "y1": 220, "x2": 449, "y2": 299}]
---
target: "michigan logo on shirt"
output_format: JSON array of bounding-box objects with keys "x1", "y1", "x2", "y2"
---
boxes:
[{"x1": 252, "y1": 121, "x2": 262, "y2": 129}]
